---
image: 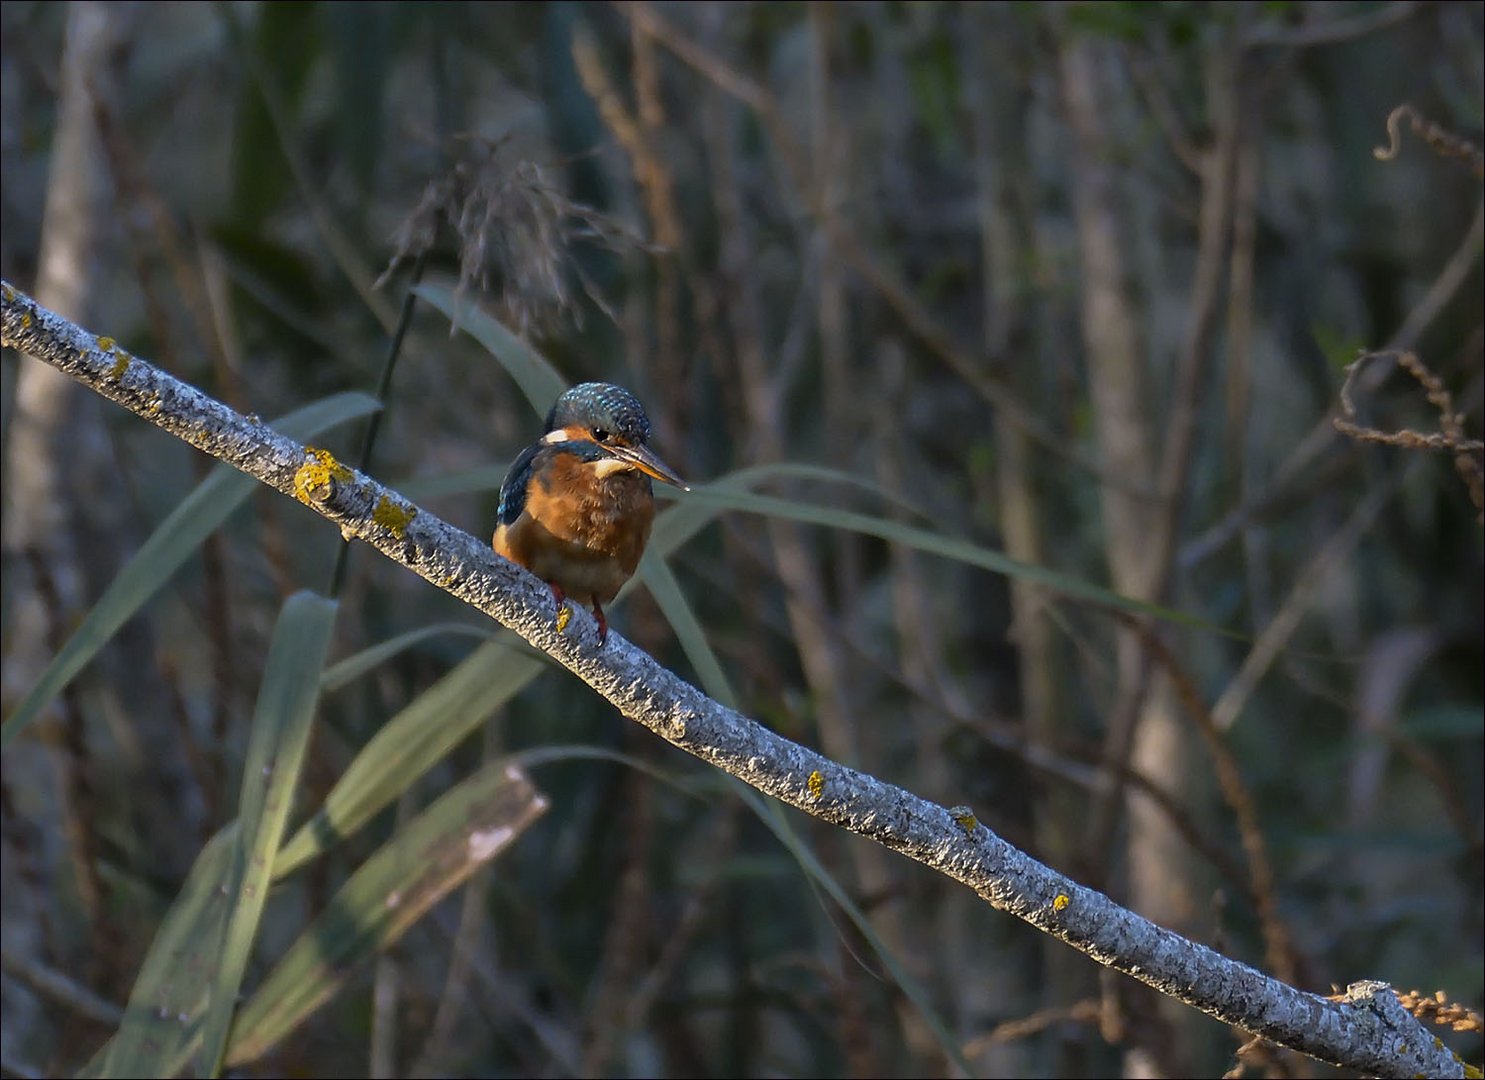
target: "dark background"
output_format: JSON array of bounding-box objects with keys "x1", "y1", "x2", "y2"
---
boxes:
[{"x1": 2, "y1": 2, "x2": 1481, "y2": 1077}]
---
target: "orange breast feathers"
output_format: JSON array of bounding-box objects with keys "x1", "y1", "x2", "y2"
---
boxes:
[{"x1": 493, "y1": 446, "x2": 656, "y2": 606}]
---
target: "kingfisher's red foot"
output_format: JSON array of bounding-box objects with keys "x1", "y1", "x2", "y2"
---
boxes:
[{"x1": 591, "y1": 597, "x2": 609, "y2": 646}]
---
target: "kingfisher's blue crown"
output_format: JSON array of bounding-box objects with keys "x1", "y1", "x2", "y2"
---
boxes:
[{"x1": 545, "y1": 382, "x2": 652, "y2": 443}]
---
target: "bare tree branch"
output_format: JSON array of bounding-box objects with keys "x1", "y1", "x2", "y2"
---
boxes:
[
  {"x1": 0, "y1": 281, "x2": 1465, "y2": 1080},
  {"x1": 1243, "y1": 2, "x2": 1423, "y2": 49}
]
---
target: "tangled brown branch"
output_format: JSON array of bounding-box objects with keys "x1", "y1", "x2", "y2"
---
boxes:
[
  {"x1": 1334, "y1": 351, "x2": 1485, "y2": 518},
  {"x1": 1395, "y1": 989, "x2": 1485, "y2": 1034},
  {"x1": 1373, "y1": 104, "x2": 1485, "y2": 179}
]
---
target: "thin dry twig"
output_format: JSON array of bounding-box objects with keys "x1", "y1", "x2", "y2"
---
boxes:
[
  {"x1": 1373, "y1": 104, "x2": 1485, "y2": 179},
  {"x1": 22, "y1": 550, "x2": 107, "y2": 973},
  {"x1": 1243, "y1": 2, "x2": 1423, "y2": 50},
  {"x1": 719, "y1": 518, "x2": 1263, "y2": 901},
  {"x1": 1127, "y1": 618, "x2": 1300, "y2": 987},
  {"x1": 1211, "y1": 469, "x2": 1406, "y2": 734},
  {"x1": 622, "y1": 1, "x2": 1152, "y2": 498},
  {"x1": 622, "y1": 807, "x2": 739, "y2": 1032},
  {"x1": 571, "y1": 21, "x2": 688, "y2": 432},
  {"x1": 1182, "y1": 201, "x2": 1485, "y2": 568},
  {"x1": 962, "y1": 998, "x2": 1105, "y2": 1058},
  {"x1": 1150, "y1": 36, "x2": 1244, "y2": 593},
  {"x1": 1223, "y1": 1033, "x2": 1292, "y2": 1079},
  {"x1": 0, "y1": 949, "x2": 123, "y2": 1028},
  {"x1": 580, "y1": 769, "x2": 655, "y2": 1078},
  {"x1": 1334, "y1": 351, "x2": 1485, "y2": 517},
  {"x1": 1385, "y1": 735, "x2": 1485, "y2": 868},
  {"x1": 1126, "y1": 49, "x2": 1204, "y2": 176}
]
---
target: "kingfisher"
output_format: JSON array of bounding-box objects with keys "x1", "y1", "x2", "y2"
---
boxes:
[{"x1": 494, "y1": 382, "x2": 687, "y2": 645}]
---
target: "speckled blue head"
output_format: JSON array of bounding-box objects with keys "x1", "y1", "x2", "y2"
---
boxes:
[{"x1": 545, "y1": 382, "x2": 652, "y2": 444}]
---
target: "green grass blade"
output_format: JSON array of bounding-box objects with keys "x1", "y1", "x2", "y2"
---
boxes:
[
  {"x1": 509, "y1": 742, "x2": 710, "y2": 782},
  {"x1": 83, "y1": 826, "x2": 238, "y2": 1079},
  {"x1": 740, "y1": 787, "x2": 975, "y2": 1077},
  {"x1": 504, "y1": 741, "x2": 972, "y2": 1067},
  {"x1": 274, "y1": 636, "x2": 547, "y2": 877},
  {"x1": 679, "y1": 485, "x2": 1221, "y2": 632},
  {"x1": 197, "y1": 592, "x2": 338, "y2": 1078},
  {"x1": 636, "y1": 553, "x2": 738, "y2": 707},
  {"x1": 413, "y1": 279, "x2": 566, "y2": 414},
  {"x1": 647, "y1": 462, "x2": 916, "y2": 557},
  {"x1": 397, "y1": 459, "x2": 911, "y2": 508},
  {"x1": 223, "y1": 762, "x2": 549, "y2": 1068},
  {"x1": 397, "y1": 463, "x2": 510, "y2": 501},
  {"x1": 4, "y1": 391, "x2": 380, "y2": 747},
  {"x1": 638, "y1": 549, "x2": 972, "y2": 1073},
  {"x1": 319, "y1": 622, "x2": 498, "y2": 693}
]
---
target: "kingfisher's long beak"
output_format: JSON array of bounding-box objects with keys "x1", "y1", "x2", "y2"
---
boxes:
[{"x1": 611, "y1": 442, "x2": 689, "y2": 490}]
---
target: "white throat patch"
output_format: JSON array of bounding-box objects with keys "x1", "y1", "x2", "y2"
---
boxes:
[{"x1": 590, "y1": 457, "x2": 637, "y2": 478}]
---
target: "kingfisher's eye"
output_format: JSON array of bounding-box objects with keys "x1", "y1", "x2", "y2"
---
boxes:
[{"x1": 593, "y1": 428, "x2": 611, "y2": 442}]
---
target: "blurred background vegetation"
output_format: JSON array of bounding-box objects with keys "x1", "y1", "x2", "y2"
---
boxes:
[{"x1": 1, "y1": 2, "x2": 1481, "y2": 1077}]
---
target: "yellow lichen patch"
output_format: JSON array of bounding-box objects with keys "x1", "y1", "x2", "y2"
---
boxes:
[
  {"x1": 21, "y1": 312, "x2": 32, "y2": 328},
  {"x1": 2, "y1": 283, "x2": 14, "y2": 301},
  {"x1": 373, "y1": 494, "x2": 417, "y2": 537},
  {"x1": 807, "y1": 770, "x2": 825, "y2": 800},
  {"x1": 1053, "y1": 894, "x2": 1070, "y2": 912},
  {"x1": 949, "y1": 806, "x2": 978, "y2": 834},
  {"x1": 97, "y1": 335, "x2": 116, "y2": 352},
  {"x1": 1460, "y1": 1062, "x2": 1481, "y2": 1080},
  {"x1": 555, "y1": 604, "x2": 572, "y2": 633},
  {"x1": 294, "y1": 446, "x2": 352, "y2": 504},
  {"x1": 110, "y1": 351, "x2": 130, "y2": 379}
]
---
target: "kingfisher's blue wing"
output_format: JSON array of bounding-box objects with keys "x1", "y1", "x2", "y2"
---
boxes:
[
  {"x1": 497, "y1": 442, "x2": 545, "y2": 526},
  {"x1": 498, "y1": 440, "x2": 609, "y2": 525}
]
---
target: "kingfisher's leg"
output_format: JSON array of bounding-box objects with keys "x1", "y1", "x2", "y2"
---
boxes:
[{"x1": 590, "y1": 596, "x2": 609, "y2": 645}]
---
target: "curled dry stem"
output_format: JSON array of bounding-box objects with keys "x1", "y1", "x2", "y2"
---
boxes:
[{"x1": 1334, "y1": 351, "x2": 1485, "y2": 517}]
